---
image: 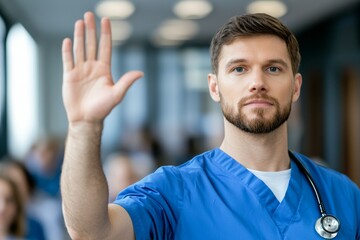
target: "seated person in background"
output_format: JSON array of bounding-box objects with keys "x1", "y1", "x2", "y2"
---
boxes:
[
  {"x1": 0, "y1": 157, "x2": 46, "y2": 240},
  {"x1": 104, "y1": 153, "x2": 140, "y2": 203},
  {"x1": 24, "y1": 137, "x2": 68, "y2": 240},
  {"x1": 24, "y1": 137, "x2": 63, "y2": 198},
  {"x1": 0, "y1": 173, "x2": 25, "y2": 239}
]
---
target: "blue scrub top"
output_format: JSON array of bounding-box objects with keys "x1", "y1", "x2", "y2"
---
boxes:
[{"x1": 114, "y1": 148, "x2": 360, "y2": 239}]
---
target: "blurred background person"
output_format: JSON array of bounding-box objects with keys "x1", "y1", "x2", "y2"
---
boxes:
[
  {"x1": 104, "y1": 152, "x2": 140, "y2": 203},
  {"x1": 0, "y1": 157, "x2": 46, "y2": 240},
  {"x1": 24, "y1": 137, "x2": 63, "y2": 198},
  {"x1": 0, "y1": 173, "x2": 25, "y2": 239},
  {"x1": 23, "y1": 137, "x2": 68, "y2": 240},
  {"x1": 119, "y1": 125, "x2": 163, "y2": 170}
]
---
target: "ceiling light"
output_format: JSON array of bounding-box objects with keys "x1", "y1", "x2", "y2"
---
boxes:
[
  {"x1": 110, "y1": 20, "x2": 132, "y2": 44},
  {"x1": 246, "y1": 0, "x2": 287, "y2": 18},
  {"x1": 156, "y1": 19, "x2": 199, "y2": 41},
  {"x1": 173, "y1": 0, "x2": 213, "y2": 19},
  {"x1": 95, "y1": 0, "x2": 135, "y2": 19},
  {"x1": 151, "y1": 35, "x2": 183, "y2": 47}
]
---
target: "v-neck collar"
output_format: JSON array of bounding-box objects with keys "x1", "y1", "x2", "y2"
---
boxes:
[{"x1": 211, "y1": 148, "x2": 304, "y2": 235}]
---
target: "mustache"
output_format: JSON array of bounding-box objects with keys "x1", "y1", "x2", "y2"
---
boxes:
[{"x1": 238, "y1": 94, "x2": 278, "y2": 106}]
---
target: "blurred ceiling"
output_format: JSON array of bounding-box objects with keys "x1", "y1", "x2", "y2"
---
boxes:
[{"x1": 0, "y1": 0, "x2": 359, "y2": 45}]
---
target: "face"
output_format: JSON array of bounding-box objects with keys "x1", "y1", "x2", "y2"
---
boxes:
[
  {"x1": 0, "y1": 180, "x2": 17, "y2": 232},
  {"x1": 208, "y1": 35, "x2": 302, "y2": 134}
]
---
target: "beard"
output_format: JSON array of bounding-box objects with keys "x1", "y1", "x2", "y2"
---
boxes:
[{"x1": 221, "y1": 93, "x2": 292, "y2": 134}]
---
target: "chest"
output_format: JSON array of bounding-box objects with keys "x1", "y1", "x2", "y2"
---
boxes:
[{"x1": 172, "y1": 172, "x2": 354, "y2": 240}]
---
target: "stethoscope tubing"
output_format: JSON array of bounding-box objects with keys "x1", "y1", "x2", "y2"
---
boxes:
[
  {"x1": 289, "y1": 151, "x2": 340, "y2": 239},
  {"x1": 289, "y1": 151, "x2": 327, "y2": 216}
]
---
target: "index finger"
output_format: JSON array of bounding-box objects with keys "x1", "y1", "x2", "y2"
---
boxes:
[{"x1": 62, "y1": 38, "x2": 74, "y2": 72}]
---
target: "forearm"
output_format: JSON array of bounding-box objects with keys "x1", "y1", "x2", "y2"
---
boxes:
[{"x1": 61, "y1": 122, "x2": 110, "y2": 239}]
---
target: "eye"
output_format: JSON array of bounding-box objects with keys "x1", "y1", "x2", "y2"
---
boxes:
[
  {"x1": 267, "y1": 66, "x2": 281, "y2": 73},
  {"x1": 233, "y1": 66, "x2": 245, "y2": 73}
]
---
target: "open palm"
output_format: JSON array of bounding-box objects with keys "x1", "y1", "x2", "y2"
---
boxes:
[{"x1": 62, "y1": 12, "x2": 143, "y2": 124}]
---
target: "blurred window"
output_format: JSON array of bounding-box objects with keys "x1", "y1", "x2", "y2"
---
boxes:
[
  {"x1": 102, "y1": 46, "x2": 147, "y2": 156},
  {"x1": 155, "y1": 47, "x2": 222, "y2": 159},
  {"x1": 181, "y1": 48, "x2": 223, "y2": 150},
  {"x1": 6, "y1": 24, "x2": 39, "y2": 159}
]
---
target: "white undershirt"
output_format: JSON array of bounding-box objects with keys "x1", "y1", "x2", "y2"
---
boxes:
[{"x1": 247, "y1": 168, "x2": 291, "y2": 202}]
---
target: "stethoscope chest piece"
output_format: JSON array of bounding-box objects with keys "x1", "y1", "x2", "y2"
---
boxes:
[
  {"x1": 289, "y1": 151, "x2": 341, "y2": 239},
  {"x1": 315, "y1": 214, "x2": 340, "y2": 239}
]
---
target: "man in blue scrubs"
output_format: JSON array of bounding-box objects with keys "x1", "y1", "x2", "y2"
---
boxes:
[{"x1": 61, "y1": 12, "x2": 360, "y2": 239}]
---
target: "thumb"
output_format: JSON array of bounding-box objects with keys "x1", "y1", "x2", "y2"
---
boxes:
[{"x1": 112, "y1": 70, "x2": 144, "y2": 104}]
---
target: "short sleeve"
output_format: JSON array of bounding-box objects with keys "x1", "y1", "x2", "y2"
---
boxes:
[{"x1": 113, "y1": 166, "x2": 183, "y2": 240}]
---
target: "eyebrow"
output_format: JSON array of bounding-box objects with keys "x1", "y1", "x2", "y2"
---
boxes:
[
  {"x1": 266, "y1": 59, "x2": 289, "y2": 69},
  {"x1": 225, "y1": 59, "x2": 247, "y2": 70},
  {"x1": 225, "y1": 58, "x2": 289, "y2": 69}
]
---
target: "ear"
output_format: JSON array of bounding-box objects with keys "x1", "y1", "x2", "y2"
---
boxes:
[
  {"x1": 292, "y1": 73, "x2": 302, "y2": 102},
  {"x1": 208, "y1": 73, "x2": 220, "y2": 102}
]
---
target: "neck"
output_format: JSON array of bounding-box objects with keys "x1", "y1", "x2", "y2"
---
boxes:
[{"x1": 220, "y1": 118, "x2": 290, "y2": 172}]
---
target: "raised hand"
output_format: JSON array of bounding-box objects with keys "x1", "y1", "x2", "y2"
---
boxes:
[{"x1": 62, "y1": 12, "x2": 143, "y2": 124}]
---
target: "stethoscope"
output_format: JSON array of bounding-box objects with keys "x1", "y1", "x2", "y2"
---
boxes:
[{"x1": 289, "y1": 151, "x2": 340, "y2": 239}]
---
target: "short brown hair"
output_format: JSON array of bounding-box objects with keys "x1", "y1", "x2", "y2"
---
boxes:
[{"x1": 210, "y1": 13, "x2": 301, "y2": 75}]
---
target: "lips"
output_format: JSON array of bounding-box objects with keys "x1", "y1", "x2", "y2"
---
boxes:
[{"x1": 243, "y1": 99, "x2": 274, "y2": 106}]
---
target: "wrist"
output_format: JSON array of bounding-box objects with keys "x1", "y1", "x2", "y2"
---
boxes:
[{"x1": 67, "y1": 121, "x2": 104, "y2": 139}]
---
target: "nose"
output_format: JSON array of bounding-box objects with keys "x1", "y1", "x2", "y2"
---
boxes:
[{"x1": 248, "y1": 69, "x2": 268, "y2": 93}]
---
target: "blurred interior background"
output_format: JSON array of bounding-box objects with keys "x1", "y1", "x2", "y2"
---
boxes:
[
  {"x1": 0, "y1": 0, "x2": 359, "y2": 184},
  {"x1": 0, "y1": 1, "x2": 359, "y2": 238}
]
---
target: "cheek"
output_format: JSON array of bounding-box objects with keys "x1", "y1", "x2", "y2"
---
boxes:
[
  {"x1": 6, "y1": 201, "x2": 17, "y2": 217},
  {"x1": 219, "y1": 85, "x2": 243, "y2": 102},
  {"x1": 276, "y1": 82, "x2": 294, "y2": 103},
  {"x1": 9, "y1": 209, "x2": 17, "y2": 223},
  {"x1": 0, "y1": 201, "x2": 17, "y2": 226}
]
